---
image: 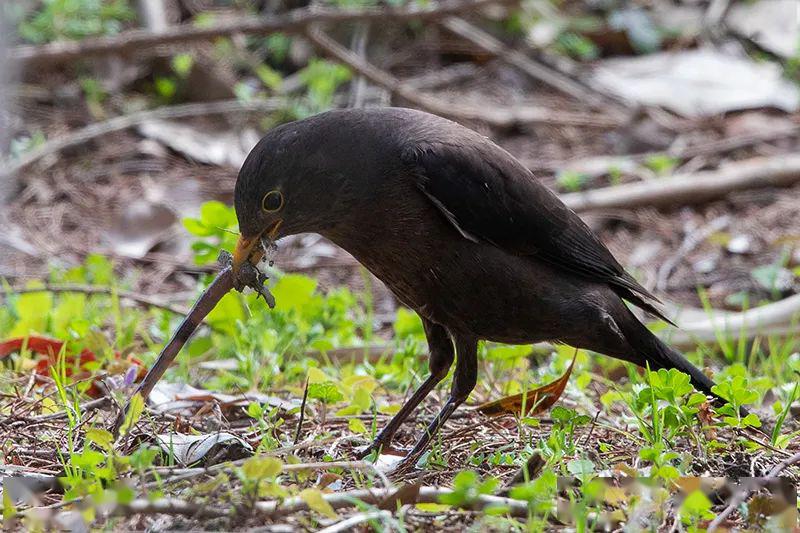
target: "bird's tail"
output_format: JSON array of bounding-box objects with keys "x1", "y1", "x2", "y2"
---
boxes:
[{"x1": 612, "y1": 304, "x2": 721, "y2": 402}]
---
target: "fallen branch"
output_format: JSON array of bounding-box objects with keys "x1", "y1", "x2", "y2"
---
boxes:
[
  {"x1": 1, "y1": 98, "x2": 286, "y2": 182},
  {"x1": 706, "y1": 451, "x2": 800, "y2": 532},
  {"x1": 562, "y1": 154, "x2": 800, "y2": 212},
  {"x1": 0, "y1": 284, "x2": 189, "y2": 315},
  {"x1": 527, "y1": 124, "x2": 800, "y2": 176},
  {"x1": 440, "y1": 17, "x2": 628, "y2": 114},
  {"x1": 305, "y1": 26, "x2": 621, "y2": 128},
  {"x1": 155, "y1": 460, "x2": 393, "y2": 490},
  {"x1": 665, "y1": 293, "x2": 800, "y2": 350},
  {"x1": 8, "y1": 0, "x2": 517, "y2": 67},
  {"x1": 110, "y1": 485, "x2": 530, "y2": 520}
]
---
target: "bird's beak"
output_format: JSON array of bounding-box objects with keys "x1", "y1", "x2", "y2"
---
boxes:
[{"x1": 232, "y1": 219, "x2": 282, "y2": 276}]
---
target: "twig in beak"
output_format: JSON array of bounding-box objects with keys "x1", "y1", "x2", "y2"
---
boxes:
[{"x1": 110, "y1": 250, "x2": 276, "y2": 440}]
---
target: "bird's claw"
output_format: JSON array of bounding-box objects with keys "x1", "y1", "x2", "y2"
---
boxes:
[{"x1": 218, "y1": 250, "x2": 276, "y2": 308}]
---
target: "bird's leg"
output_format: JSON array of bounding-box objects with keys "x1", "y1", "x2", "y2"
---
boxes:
[
  {"x1": 356, "y1": 320, "x2": 454, "y2": 459},
  {"x1": 394, "y1": 336, "x2": 478, "y2": 470}
]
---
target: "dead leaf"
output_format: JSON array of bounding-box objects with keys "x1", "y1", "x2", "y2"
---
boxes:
[
  {"x1": 378, "y1": 483, "x2": 422, "y2": 510},
  {"x1": 592, "y1": 48, "x2": 800, "y2": 117},
  {"x1": 476, "y1": 351, "x2": 577, "y2": 416},
  {"x1": 0, "y1": 336, "x2": 145, "y2": 397},
  {"x1": 106, "y1": 199, "x2": 176, "y2": 259},
  {"x1": 137, "y1": 120, "x2": 260, "y2": 168},
  {"x1": 317, "y1": 472, "x2": 342, "y2": 490},
  {"x1": 148, "y1": 381, "x2": 300, "y2": 417},
  {"x1": 154, "y1": 432, "x2": 253, "y2": 467},
  {"x1": 727, "y1": 0, "x2": 800, "y2": 59}
]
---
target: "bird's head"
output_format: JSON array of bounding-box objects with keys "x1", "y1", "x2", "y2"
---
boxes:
[{"x1": 231, "y1": 121, "x2": 356, "y2": 277}]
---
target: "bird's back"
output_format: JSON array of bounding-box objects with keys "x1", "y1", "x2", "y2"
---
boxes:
[{"x1": 278, "y1": 108, "x2": 665, "y2": 329}]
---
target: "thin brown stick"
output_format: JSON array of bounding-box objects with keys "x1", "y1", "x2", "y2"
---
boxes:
[
  {"x1": 109, "y1": 266, "x2": 236, "y2": 438},
  {"x1": 562, "y1": 154, "x2": 800, "y2": 212},
  {"x1": 440, "y1": 17, "x2": 628, "y2": 114},
  {"x1": 305, "y1": 26, "x2": 621, "y2": 128},
  {"x1": 0, "y1": 284, "x2": 189, "y2": 315},
  {"x1": 1, "y1": 98, "x2": 286, "y2": 181},
  {"x1": 8, "y1": 0, "x2": 517, "y2": 67},
  {"x1": 706, "y1": 451, "x2": 800, "y2": 532}
]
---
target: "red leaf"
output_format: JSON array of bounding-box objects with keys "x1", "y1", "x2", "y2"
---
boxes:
[{"x1": 1, "y1": 336, "x2": 145, "y2": 397}]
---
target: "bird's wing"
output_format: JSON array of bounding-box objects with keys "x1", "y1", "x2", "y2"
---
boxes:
[{"x1": 403, "y1": 139, "x2": 669, "y2": 320}]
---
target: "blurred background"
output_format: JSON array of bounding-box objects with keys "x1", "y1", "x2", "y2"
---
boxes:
[{"x1": 1, "y1": 2, "x2": 799, "y2": 529}]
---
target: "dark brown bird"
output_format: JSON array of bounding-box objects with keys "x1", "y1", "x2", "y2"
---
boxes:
[{"x1": 232, "y1": 107, "x2": 721, "y2": 464}]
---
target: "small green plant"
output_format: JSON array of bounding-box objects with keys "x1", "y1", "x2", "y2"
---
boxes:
[
  {"x1": 633, "y1": 369, "x2": 706, "y2": 440},
  {"x1": 539, "y1": 405, "x2": 592, "y2": 462},
  {"x1": 79, "y1": 77, "x2": 108, "y2": 118},
  {"x1": 644, "y1": 154, "x2": 678, "y2": 175},
  {"x1": 616, "y1": 368, "x2": 706, "y2": 478},
  {"x1": 438, "y1": 470, "x2": 499, "y2": 507},
  {"x1": 557, "y1": 171, "x2": 591, "y2": 192},
  {"x1": 554, "y1": 32, "x2": 599, "y2": 61},
  {"x1": 679, "y1": 490, "x2": 715, "y2": 531},
  {"x1": 171, "y1": 53, "x2": 195, "y2": 78},
  {"x1": 770, "y1": 382, "x2": 799, "y2": 447},
  {"x1": 18, "y1": 0, "x2": 134, "y2": 44},
  {"x1": 296, "y1": 59, "x2": 352, "y2": 114},
  {"x1": 236, "y1": 456, "x2": 285, "y2": 501},
  {"x1": 508, "y1": 469, "x2": 557, "y2": 521},
  {"x1": 183, "y1": 201, "x2": 240, "y2": 265},
  {"x1": 9, "y1": 131, "x2": 46, "y2": 159},
  {"x1": 247, "y1": 401, "x2": 286, "y2": 451},
  {"x1": 712, "y1": 375, "x2": 762, "y2": 429},
  {"x1": 751, "y1": 247, "x2": 793, "y2": 301}
]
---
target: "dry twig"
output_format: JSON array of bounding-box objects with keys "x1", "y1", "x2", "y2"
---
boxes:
[
  {"x1": 305, "y1": 26, "x2": 621, "y2": 128},
  {"x1": 108, "y1": 485, "x2": 530, "y2": 520},
  {"x1": 666, "y1": 293, "x2": 800, "y2": 350},
  {"x1": 8, "y1": 0, "x2": 518, "y2": 67},
  {"x1": 1, "y1": 98, "x2": 286, "y2": 182},
  {"x1": 706, "y1": 451, "x2": 800, "y2": 532},
  {"x1": 317, "y1": 510, "x2": 394, "y2": 533},
  {"x1": 440, "y1": 17, "x2": 628, "y2": 115},
  {"x1": 562, "y1": 154, "x2": 800, "y2": 212}
]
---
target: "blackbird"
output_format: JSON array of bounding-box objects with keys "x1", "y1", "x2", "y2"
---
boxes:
[{"x1": 232, "y1": 107, "x2": 721, "y2": 463}]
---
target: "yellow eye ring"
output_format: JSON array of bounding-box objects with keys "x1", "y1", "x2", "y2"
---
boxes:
[{"x1": 262, "y1": 190, "x2": 283, "y2": 213}]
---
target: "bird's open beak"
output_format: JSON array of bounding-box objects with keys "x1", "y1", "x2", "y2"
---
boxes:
[{"x1": 232, "y1": 219, "x2": 282, "y2": 276}]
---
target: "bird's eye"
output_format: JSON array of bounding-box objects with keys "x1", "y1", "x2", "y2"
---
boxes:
[{"x1": 261, "y1": 190, "x2": 283, "y2": 213}]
